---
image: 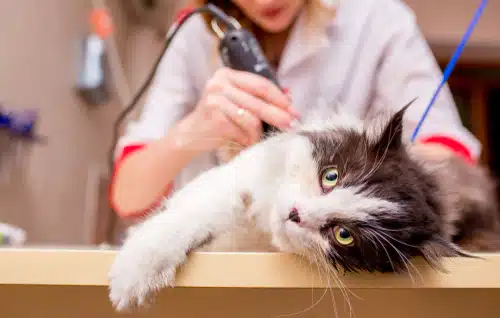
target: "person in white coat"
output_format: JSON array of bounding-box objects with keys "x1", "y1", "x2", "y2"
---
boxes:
[{"x1": 110, "y1": 0, "x2": 481, "y2": 219}]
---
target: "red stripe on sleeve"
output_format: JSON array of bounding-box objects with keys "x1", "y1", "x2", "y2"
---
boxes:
[
  {"x1": 419, "y1": 135, "x2": 475, "y2": 165},
  {"x1": 108, "y1": 143, "x2": 173, "y2": 219},
  {"x1": 174, "y1": 7, "x2": 194, "y2": 24}
]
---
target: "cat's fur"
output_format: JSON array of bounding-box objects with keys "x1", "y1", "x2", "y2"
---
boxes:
[{"x1": 108, "y1": 102, "x2": 500, "y2": 311}]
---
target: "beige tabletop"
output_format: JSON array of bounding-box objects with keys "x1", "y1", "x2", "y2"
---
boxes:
[{"x1": 1, "y1": 248, "x2": 500, "y2": 318}]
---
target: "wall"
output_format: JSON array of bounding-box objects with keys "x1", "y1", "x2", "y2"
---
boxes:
[
  {"x1": 122, "y1": 0, "x2": 187, "y2": 117},
  {"x1": 404, "y1": 0, "x2": 500, "y2": 62},
  {"x1": 0, "y1": 0, "x2": 128, "y2": 244}
]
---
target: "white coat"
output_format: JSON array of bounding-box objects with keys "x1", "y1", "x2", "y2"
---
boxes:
[{"x1": 116, "y1": 0, "x2": 480, "y2": 194}]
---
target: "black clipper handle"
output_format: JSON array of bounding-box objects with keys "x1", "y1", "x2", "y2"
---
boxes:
[{"x1": 218, "y1": 28, "x2": 281, "y2": 133}]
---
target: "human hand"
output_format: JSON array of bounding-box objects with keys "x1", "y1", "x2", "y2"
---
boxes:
[{"x1": 175, "y1": 67, "x2": 300, "y2": 154}]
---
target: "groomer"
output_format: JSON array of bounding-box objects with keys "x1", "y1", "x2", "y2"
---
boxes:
[{"x1": 110, "y1": 0, "x2": 481, "y2": 219}]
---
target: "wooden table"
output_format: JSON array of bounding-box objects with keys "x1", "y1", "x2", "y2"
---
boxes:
[{"x1": 1, "y1": 248, "x2": 499, "y2": 317}]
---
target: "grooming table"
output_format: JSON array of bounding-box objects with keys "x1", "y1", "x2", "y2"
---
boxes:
[{"x1": 1, "y1": 248, "x2": 499, "y2": 317}]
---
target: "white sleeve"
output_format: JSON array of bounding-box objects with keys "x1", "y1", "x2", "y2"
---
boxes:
[
  {"x1": 369, "y1": 0, "x2": 481, "y2": 159},
  {"x1": 114, "y1": 17, "x2": 207, "y2": 159}
]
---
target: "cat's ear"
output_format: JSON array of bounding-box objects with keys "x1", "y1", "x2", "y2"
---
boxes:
[
  {"x1": 373, "y1": 98, "x2": 416, "y2": 152},
  {"x1": 419, "y1": 235, "x2": 478, "y2": 272}
]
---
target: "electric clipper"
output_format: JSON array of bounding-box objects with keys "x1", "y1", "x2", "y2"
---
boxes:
[{"x1": 212, "y1": 17, "x2": 281, "y2": 134}]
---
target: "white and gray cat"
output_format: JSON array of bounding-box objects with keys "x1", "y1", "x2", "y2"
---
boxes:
[{"x1": 108, "y1": 101, "x2": 500, "y2": 311}]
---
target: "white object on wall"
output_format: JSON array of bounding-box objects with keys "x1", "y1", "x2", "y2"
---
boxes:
[{"x1": 0, "y1": 222, "x2": 27, "y2": 246}]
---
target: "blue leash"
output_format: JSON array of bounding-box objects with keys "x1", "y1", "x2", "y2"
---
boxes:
[{"x1": 410, "y1": 0, "x2": 489, "y2": 142}]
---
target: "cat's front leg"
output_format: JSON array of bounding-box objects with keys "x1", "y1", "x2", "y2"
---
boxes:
[{"x1": 108, "y1": 166, "x2": 245, "y2": 311}]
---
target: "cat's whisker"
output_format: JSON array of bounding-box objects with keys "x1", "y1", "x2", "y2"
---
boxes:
[
  {"x1": 369, "y1": 225, "x2": 420, "y2": 248},
  {"x1": 360, "y1": 139, "x2": 383, "y2": 182},
  {"x1": 319, "y1": 264, "x2": 349, "y2": 318},
  {"x1": 372, "y1": 231, "x2": 413, "y2": 277},
  {"x1": 342, "y1": 151, "x2": 350, "y2": 179},
  {"x1": 358, "y1": 138, "x2": 370, "y2": 179},
  {"x1": 304, "y1": 249, "x2": 316, "y2": 305},
  {"x1": 322, "y1": 251, "x2": 363, "y2": 300},
  {"x1": 309, "y1": 244, "x2": 334, "y2": 303},
  {"x1": 370, "y1": 231, "x2": 411, "y2": 272},
  {"x1": 361, "y1": 121, "x2": 400, "y2": 183},
  {"x1": 301, "y1": 241, "x2": 325, "y2": 304},
  {"x1": 314, "y1": 244, "x2": 360, "y2": 318},
  {"x1": 317, "y1": 246, "x2": 359, "y2": 317},
  {"x1": 362, "y1": 139, "x2": 389, "y2": 182},
  {"x1": 363, "y1": 223, "x2": 406, "y2": 233},
  {"x1": 366, "y1": 229, "x2": 397, "y2": 272},
  {"x1": 311, "y1": 247, "x2": 339, "y2": 318},
  {"x1": 274, "y1": 249, "x2": 332, "y2": 318},
  {"x1": 371, "y1": 231, "x2": 423, "y2": 283},
  {"x1": 396, "y1": 250, "x2": 424, "y2": 282},
  {"x1": 322, "y1": 259, "x2": 356, "y2": 318},
  {"x1": 310, "y1": 244, "x2": 338, "y2": 318},
  {"x1": 367, "y1": 226, "x2": 426, "y2": 281}
]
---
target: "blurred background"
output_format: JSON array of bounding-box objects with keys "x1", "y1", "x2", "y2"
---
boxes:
[{"x1": 0, "y1": 0, "x2": 498, "y2": 247}]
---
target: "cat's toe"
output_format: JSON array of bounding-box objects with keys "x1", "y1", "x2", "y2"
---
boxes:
[
  {"x1": 108, "y1": 256, "x2": 177, "y2": 311},
  {"x1": 108, "y1": 269, "x2": 146, "y2": 311}
]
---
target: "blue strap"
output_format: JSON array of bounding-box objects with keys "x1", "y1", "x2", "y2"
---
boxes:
[{"x1": 410, "y1": 0, "x2": 489, "y2": 142}]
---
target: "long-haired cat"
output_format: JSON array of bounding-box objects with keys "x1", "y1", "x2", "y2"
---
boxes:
[{"x1": 108, "y1": 101, "x2": 500, "y2": 311}]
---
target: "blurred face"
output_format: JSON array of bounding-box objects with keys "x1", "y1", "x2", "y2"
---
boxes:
[{"x1": 232, "y1": 0, "x2": 305, "y2": 33}]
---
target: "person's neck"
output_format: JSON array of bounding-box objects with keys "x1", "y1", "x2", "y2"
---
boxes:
[{"x1": 255, "y1": 24, "x2": 294, "y2": 70}]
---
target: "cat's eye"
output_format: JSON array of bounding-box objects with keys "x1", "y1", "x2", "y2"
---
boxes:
[
  {"x1": 321, "y1": 167, "x2": 339, "y2": 190},
  {"x1": 334, "y1": 226, "x2": 354, "y2": 246}
]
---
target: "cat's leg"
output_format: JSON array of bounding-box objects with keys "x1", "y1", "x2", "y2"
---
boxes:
[{"x1": 108, "y1": 165, "x2": 249, "y2": 311}]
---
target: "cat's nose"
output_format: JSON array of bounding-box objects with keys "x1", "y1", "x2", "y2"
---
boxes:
[{"x1": 288, "y1": 208, "x2": 301, "y2": 223}]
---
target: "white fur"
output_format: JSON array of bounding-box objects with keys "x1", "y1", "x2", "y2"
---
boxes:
[
  {"x1": 108, "y1": 134, "x2": 290, "y2": 310},
  {"x1": 108, "y1": 123, "x2": 400, "y2": 311},
  {"x1": 297, "y1": 105, "x2": 407, "y2": 149},
  {"x1": 299, "y1": 105, "x2": 366, "y2": 135}
]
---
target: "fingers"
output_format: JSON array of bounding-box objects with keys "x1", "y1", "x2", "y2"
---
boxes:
[
  {"x1": 223, "y1": 69, "x2": 292, "y2": 110},
  {"x1": 221, "y1": 82, "x2": 296, "y2": 131},
  {"x1": 198, "y1": 67, "x2": 302, "y2": 150},
  {"x1": 210, "y1": 67, "x2": 300, "y2": 130},
  {"x1": 204, "y1": 94, "x2": 252, "y2": 146},
  {"x1": 218, "y1": 98, "x2": 262, "y2": 145}
]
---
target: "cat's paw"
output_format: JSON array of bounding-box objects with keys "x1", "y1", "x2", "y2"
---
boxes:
[
  {"x1": 108, "y1": 247, "x2": 180, "y2": 311},
  {"x1": 109, "y1": 267, "x2": 176, "y2": 311}
]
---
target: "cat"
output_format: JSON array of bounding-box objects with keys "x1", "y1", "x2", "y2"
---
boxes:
[{"x1": 108, "y1": 101, "x2": 500, "y2": 311}]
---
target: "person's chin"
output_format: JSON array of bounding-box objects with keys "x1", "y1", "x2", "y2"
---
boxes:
[{"x1": 257, "y1": 19, "x2": 293, "y2": 33}]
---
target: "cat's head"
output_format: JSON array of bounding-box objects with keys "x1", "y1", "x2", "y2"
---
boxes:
[{"x1": 271, "y1": 101, "x2": 469, "y2": 273}]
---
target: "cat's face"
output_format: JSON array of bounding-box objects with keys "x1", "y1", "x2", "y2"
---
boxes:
[{"x1": 270, "y1": 103, "x2": 467, "y2": 272}]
